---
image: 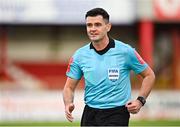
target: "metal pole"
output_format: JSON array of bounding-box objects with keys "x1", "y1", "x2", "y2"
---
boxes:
[
  {"x1": 0, "y1": 26, "x2": 8, "y2": 79},
  {"x1": 172, "y1": 29, "x2": 180, "y2": 89},
  {"x1": 139, "y1": 20, "x2": 154, "y2": 68}
]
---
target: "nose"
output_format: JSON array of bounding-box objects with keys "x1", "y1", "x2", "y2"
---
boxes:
[{"x1": 89, "y1": 25, "x2": 97, "y2": 32}]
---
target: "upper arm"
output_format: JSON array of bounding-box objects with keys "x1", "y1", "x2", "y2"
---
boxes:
[
  {"x1": 64, "y1": 77, "x2": 80, "y2": 91},
  {"x1": 126, "y1": 47, "x2": 148, "y2": 74},
  {"x1": 66, "y1": 54, "x2": 83, "y2": 80},
  {"x1": 139, "y1": 66, "x2": 155, "y2": 79}
]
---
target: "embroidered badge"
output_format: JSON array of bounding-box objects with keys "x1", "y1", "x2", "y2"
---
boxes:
[{"x1": 108, "y1": 68, "x2": 119, "y2": 82}]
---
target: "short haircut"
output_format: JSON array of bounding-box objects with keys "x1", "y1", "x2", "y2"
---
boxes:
[{"x1": 85, "y1": 8, "x2": 109, "y2": 23}]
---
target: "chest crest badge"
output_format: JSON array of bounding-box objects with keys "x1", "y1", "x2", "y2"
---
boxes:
[{"x1": 108, "y1": 68, "x2": 119, "y2": 82}]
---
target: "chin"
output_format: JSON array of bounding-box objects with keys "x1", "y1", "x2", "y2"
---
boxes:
[{"x1": 90, "y1": 37, "x2": 100, "y2": 42}]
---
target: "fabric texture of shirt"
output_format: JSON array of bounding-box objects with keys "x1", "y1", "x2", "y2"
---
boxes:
[{"x1": 66, "y1": 39, "x2": 148, "y2": 109}]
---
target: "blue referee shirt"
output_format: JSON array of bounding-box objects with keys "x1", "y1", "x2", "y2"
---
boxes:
[{"x1": 66, "y1": 38, "x2": 148, "y2": 109}]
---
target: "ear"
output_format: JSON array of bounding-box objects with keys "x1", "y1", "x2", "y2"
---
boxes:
[{"x1": 106, "y1": 23, "x2": 112, "y2": 32}]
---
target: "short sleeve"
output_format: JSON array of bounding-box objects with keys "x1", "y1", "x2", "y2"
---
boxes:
[
  {"x1": 66, "y1": 53, "x2": 83, "y2": 80},
  {"x1": 127, "y1": 48, "x2": 148, "y2": 74}
]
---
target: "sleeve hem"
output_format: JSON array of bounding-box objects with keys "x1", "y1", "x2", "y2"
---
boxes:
[
  {"x1": 135, "y1": 64, "x2": 148, "y2": 74},
  {"x1": 66, "y1": 73, "x2": 81, "y2": 80}
]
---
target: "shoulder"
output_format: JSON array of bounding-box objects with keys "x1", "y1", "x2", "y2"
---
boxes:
[
  {"x1": 75, "y1": 43, "x2": 90, "y2": 54},
  {"x1": 72, "y1": 43, "x2": 91, "y2": 59},
  {"x1": 114, "y1": 39, "x2": 134, "y2": 54}
]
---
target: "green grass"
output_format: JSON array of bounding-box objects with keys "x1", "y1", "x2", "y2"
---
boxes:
[
  {"x1": 0, "y1": 121, "x2": 80, "y2": 126},
  {"x1": 0, "y1": 120, "x2": 180, "y2": 126},
  {"x1": 129, "y1": 120, "x2": 180, "y2": 126}
]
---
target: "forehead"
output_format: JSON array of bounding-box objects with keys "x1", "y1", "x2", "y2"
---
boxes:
[{"x1": 86, "y1": 15, "x2": 105, "y2": 23}]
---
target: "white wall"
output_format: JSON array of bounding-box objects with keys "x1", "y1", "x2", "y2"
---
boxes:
[{"x1": 0, "y1": 90, "x2": 180, "y2": 121}]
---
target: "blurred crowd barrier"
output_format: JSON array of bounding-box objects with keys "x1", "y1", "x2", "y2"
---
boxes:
[{"x1": 0, "y1": 90, "x2": 180, "y2": 122}]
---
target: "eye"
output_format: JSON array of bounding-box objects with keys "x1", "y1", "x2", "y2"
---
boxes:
[
  {"x1": 86, "y1": 23, "x2": 92, "y2": 27},
  {"x1": 95, "y1": 23, "x2": 102, "y2": 27}
]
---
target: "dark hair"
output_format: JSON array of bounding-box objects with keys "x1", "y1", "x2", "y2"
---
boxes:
[{"x1": 85, "y1": 8, "x2": 109, "y2": 22}]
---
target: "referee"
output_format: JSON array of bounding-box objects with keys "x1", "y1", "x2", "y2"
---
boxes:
[{"x1": 63, "y1": 8, "x2": 155, "y2": 126}]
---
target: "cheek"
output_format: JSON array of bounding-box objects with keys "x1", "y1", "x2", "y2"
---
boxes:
[
  {"x1": 101, "y1": 28, "x2": 108, "y2": 34},
  {"x1": 86, "y1": 29, "x2": 90, "y2": 34}
]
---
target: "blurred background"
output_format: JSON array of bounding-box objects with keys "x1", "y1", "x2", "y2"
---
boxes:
[{"x1": 0, "y1": 0, "x2": 180, "y2": 126}]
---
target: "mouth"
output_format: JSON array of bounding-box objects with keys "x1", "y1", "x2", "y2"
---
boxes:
[
  {"x1": 89, "y1": 33, "x2": 98, "y2": 37},
  {"x1": 90, "y1": 34, "x2": 96, "y2": 37}
]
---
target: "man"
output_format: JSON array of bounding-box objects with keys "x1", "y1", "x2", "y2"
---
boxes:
[{"x1": 63, "y1": 8, "x2": 155, "y2": 126}]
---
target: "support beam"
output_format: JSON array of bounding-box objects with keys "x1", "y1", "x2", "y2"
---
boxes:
[
  {"x1": 0, "y1": 26, "x2": 8, "y2": 80},
  {"x1": 139, "y1": 20, "x2": 154, "y2": 68},
  {"x1": 172, "y1": 29, "x2": 180, "y2": 89}
]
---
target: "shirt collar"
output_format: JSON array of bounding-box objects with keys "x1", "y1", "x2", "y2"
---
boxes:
[{"x1": 90, "y1": 38, "x2": 115, "y2": 55}]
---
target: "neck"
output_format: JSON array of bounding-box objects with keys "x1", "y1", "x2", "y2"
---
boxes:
[{"x1": 92, "y1": 36, "x2": 109, "y2": 51}]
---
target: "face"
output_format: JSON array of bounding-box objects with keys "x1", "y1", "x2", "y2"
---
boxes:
[{"x1": 86, "y1": 15, "x2": 111, "y2": 42}]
